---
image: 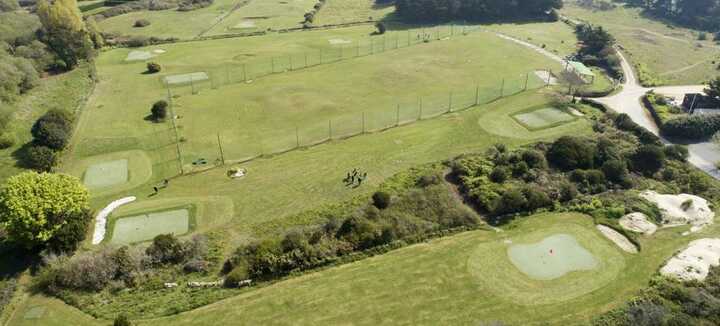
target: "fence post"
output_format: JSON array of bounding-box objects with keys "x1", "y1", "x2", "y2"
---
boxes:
[
  {"x1": 320, "y1": 49, "x2": 323, "y2": 64},
  {"x1": 271, "y1": 57, "x2": 275, "y2": 73},
  {"x1": 362, "y1": 112, "x2": 366, "y2": 133},
  {"x1": 448, "y1": 92, "x2": 453, "y2": 112},
  {"x1": 328, "y1": 120, "x2": 332, "y2": 139},
  {"x1": 226, "y1": 64, "x2": 230, "y2": 84},
  {"x1": 305, "y1": 53, "x2": 308, "y2": 68},
  {"x1": 524, "y1": 73, "x2": 529, "y2": 90},
  {"x1": 418, "y1": 97, "x2": 423, "y2": 120},
  {"x1": 500, "y1": 78, "x2": 505, "y2": 97},
  {"x1": 451, "y1": 24, "x2": 454, "y2": 36},
  {"x1": 396, "y1": 104, "x2": 400, "y2": 126},
  {"x1": 289, "y1": 55, "x2": 293, "y2": 71},
  {"x1": 546, "y1": 68, "x2": 552, "y2": 86},
  {"x1": 407, "y1": 30, "x2": 410, "y2": 46},
  {"x1": 190, "y1": 74, "x2": 195, "y2": 94},
  {"x1": 166, "y1": 86, "x2": 184, "y2": 175},
  {"x1": 357, "y1": 42, "x2": 360, "y2": 57},
  {"x1": 295, "y1": 126, "x2": 300, "y2": 148},
  {"x1": 243, "y1": 64, "x2": 247, "y2": 81},
  {"x1": 217, "y1": 133, "x2": 225, "y2": 165},
  {"x1": 475, "y1": 85, "x2": 480, "y2": 105}
]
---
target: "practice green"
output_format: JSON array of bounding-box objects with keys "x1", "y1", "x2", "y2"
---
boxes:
[
  {"x1": 83, "y1": 159, "x2": 128, "y2": 188},
  {"x1": 508, "y1": 233, "x2": 599, "y2": 280},
  {"x1": 513, "y1": 107, "x2": 575, "y2": 130},
  {"x1": 111, "y1": 208, "x2": 189, "y2": 244}
]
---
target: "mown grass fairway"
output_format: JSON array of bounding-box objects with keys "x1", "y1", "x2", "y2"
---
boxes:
[
  {"x1": 120, "y1": 213, "x2": 717, "y2": 326},
  {"x1": 314, "y1": 0, "x2": 396, "y2": 25},
  {"x1": 562, "y1": 1, "x2": 720, "y2": 85}
]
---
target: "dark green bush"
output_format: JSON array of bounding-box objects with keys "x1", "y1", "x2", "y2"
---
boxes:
[
  {"x1": 114, "y1": 313, "x2": 132, "y2": 326},
  {"x1": 224, "y1": 263, "x2": 250, "y2": 288},
  {"x1": 133, "y1": 19, "x2": 151, "y2": 28},
  {"x1": 372, "y1": 191, "x2": 391, "y2": 209},
  {"x1": 46, "y1": 208, "x2": 92, "y2": 253},
  {"x1": 150, "y1": 100, "x2": 168, "y2": 121},
  {"x1": 631, "y1": 145, "x2": 665, "y2": 175},
  {"x1": 146, "y1": 234, "x2": 186, "y2": 264},
  {"x1": 24, "y1": 145, "x2": 57, "y2": 171},
  {"x1": 490, "y1": 166, "x2": 509, "y2": 183},
  {"x1": 601, "y1": 159, "x2": 628, "y2": 183},
  {"x1": 30, "y1": 109, "x2": 73, "y2": 150},
  {"x1": 547, "y1": 136, "x2": 596, "y2": 171},
  {"x1": 0, "y1": 132, "x2": 15, "y2": 149},
  {"x1": 664, "y1": 144, "x2": 689, "y2": 162},
  {"x1": 661, "y1": 114, "x2": 720, "y2": 140},
  {"x1": 146, "y1": 62, "x2": 161, "y2": 73},
  {"x1": 521, "y1": 149, "x2": 546, "y2": 169}
]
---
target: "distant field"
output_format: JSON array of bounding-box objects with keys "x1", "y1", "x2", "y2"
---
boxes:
[
  {"x1": 483, "y1": 21, "x2": 578, "y2": 59},
  {"x1": 204, "y1": 0, "x2": 317, "y2": 36},
  {"x1": 137, "y1": 213, "x2": 715, "y2": 325},
  {"x1": 562, "y1": 2, "x2": 720, "y2": 85},
  {"x1": 314, "y1": 0, "x2": 396, "y2": 25}
]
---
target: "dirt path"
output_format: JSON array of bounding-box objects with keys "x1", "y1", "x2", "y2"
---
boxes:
[{"x1": 493, "y1": 33, "x2": 565, "y2": 63}]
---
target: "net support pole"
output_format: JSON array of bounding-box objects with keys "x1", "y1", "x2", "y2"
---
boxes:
[
  {"x1": 271, "y1": 57, "x2": 275, "y2": 73},
  {"x1": 289, "y1": 55, "x2": 293, "y2": 71},
  {"x1": 305, "y1": 53, "x2": 308, "y2": 68},
  {"x1": 396, "y1": 104, "x2": 400, "y2": 126},
  {"x1": 448, "y1": 92, "x2": 453, "y2": 113},
  {"x1": 217, "y1": 133, "x2": 225, "y2": 166},
  {"x1": 243, "y1": 64, "x2": 247, "y2": 81},
  {"x1": 524, "y1": 73, "x2": 529, "y2": 90},
  {"x1": 362, "y1": 112, "x2": 366, "y2": 134},
  {"x1": 328, "y1": 119, "x2": 332, "y2": 140},
  {"x1": 500, "y1": 78, "x2": 505, "y2": 97},
  {"x1": 295, "y1": 126, "x2": 300, "y2": 148},
  {"x1": 475, "y1": 85, "x2": 480, "y2": 105},
  {"x1": 166, "y1": 86, "x2": 184, "y2": 175},
  {"x1": 418, "y1": 97, "x2": 423, "y2": 120}
]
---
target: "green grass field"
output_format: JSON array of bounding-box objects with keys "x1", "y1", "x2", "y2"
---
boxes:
[
  {"x1": 483, "y1": 20, "x2": 579, "y2": 58},
  {"x1": 203, "y1": 0, "x2": 317, "y2": 36},
  {"x1": 314, "y1": 0, "x2": 396, "y2": 25},
  {"x1": 113, "y1": 212, "x2": 714, "y2": 326},
  {"x1": 562, "y1": 1, "x2": 720, "y2": 85},
  {"x1": 110, "y1": 207, "x2": 191, "y2": 244}
]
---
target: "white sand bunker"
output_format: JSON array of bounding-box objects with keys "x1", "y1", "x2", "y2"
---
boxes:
[
  {"x1": 234, "y1": 20, "x2": 256, "y2": 29},
  {"x1": 619, "y1": 212, "x2": 658, "y2": 235},
  {"x1": 92, "y1": 196, "x2": 136, "y2": 245},
  {"x1": 125, "y1": 50, "x2": 155, "y2": 62},
  {"x1": 640, "y1": 191, "x2": 714, "y2": 233},
  {"x1": 153, "y1": 49, "x2": 166, "y2": 54},
  {"x1": 329, "y1": 38, "x2": 352, "y2": 45},
  {"x1": 164, "y1": 72, "x2": 210, "y2": 85},
  {"x1": 660, "y1": 238, "x2": 720, "y2": 281},
  {"x1": 597, "y1": 225, "x2": 638, "y2": 253}
]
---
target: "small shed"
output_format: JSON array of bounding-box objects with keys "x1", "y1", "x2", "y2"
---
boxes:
[{"x1": 564, "y1": 61, "x2": 595, "y2": 84}]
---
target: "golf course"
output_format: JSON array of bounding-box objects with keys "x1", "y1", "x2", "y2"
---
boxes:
[{"x1": 1, "y1": 0, "x2": 719, "y2": 325}]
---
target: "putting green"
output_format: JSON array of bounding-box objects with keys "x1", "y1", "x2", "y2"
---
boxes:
[
  {"x1": 508, "y1": 233, "x2": 598, "y2": 280},
  {"x1": 468, "y1": 217, "x2": 625, "y2": 305},
  {"x1": 83, "y1": 159, "x2": 128, "y2": 188},
  {"x1": 512, "y1": 107, "x2": 575, "y2": 130},
  {"x1": 110, "y1": 208, "x2": 190, "y2": 244}
]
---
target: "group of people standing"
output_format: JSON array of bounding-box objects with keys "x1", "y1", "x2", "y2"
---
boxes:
[{"x1": 343, "y1": 168, "x2": 367, "y2": 187}]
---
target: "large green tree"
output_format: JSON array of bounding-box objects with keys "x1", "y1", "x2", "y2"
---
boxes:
[
  {"x1": 0, "y1": 172, "x2": 90, "y2": 249},
  {"x1": 36, "y1": 0, "x2": 94, "y2": 69}
]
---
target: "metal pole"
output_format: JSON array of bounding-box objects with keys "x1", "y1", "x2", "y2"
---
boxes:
[
  {"x1": 295, "y1": 126, "x2": 300, "y2": 147},
  {"x1": 524, "y1": 73, "x2": 529, "y2": 90},
  {"x1": 271, "y1": 57, "x2": 275, "y2": 73},
  {"x1": 190, "y1": 74, "x2": 195, "y2": 94},
  {"x1": 320, "y1": 49, "x2": 323, "y2": 64},
  {"x1": 243, "y1": 64, "x2": 247, "y2": 81},
  {"x1": 475, "y1": 85, "x2": 480, "y2": 105},
  {"x1": 407, "y1": 30, "x2": 410, "y2": 46},
  {"x1": 418, "y1": 97, "x2": 423, "y2": 120},
  {"x1": 362, "y1": 112, "x2": 365, "y2": 133},
  {"x1": 305, "y1": 53, "x2": 308, "y2": 67},
  {"x1": 217, "y1": 133, "x2": 225, "y2": 165},
  {"x1": 328, "y1": 120, "x2": 332, "y2": 139},
  {"x1": 448, "y1": 92, "x2": 453, "y2": 112},
  {"x1": 289, "y1": 55, "x2": 293, "y2": 71},
  {"x1": 500, "y1": 79, "x2": 505, "y2": 97},
  {"x1": 166, "y1": 86, "x2": 184, "y2": 175},
  {"x1": 396, "y1": 104, "x2": 400, "y2": 126}
]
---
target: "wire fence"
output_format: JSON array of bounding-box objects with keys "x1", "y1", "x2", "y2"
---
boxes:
[
  {"x1": 167, "y1": 71, "x2": 553, "y2": 174},
  {"x1": 161, "y1": 24, "x2": 484, "y2": 96}
]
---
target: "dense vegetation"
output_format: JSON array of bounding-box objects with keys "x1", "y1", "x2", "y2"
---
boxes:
[
  {"x1": 619, "y1": 0, "x2": 720, "y2": 32},
  {"x1": 594, "y1": 267, "x2": 720, "y2": 325},
  {"x1": 394, "y1": 0, "x2": 562, "y2": 23},
  {"x1": 574, "y1": 23, "x2": 622, "y2": 79}
]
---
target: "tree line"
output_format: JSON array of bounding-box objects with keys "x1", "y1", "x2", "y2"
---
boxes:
[
  {"x1": 620, "y1": 0, "x2": 720, "y2": 32},
  {"x1": 394, "y1": 0, "x2": 563, "y2": 23}
]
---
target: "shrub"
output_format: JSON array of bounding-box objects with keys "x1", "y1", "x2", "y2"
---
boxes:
[
  {"x1": 146, "y1": 62, "x2": 161, "y2": 73},
  {"x1": 133, "y1": 19, "x2": 150, "y2": 28},
  {"x1": 661, "y1": 114, "x2": 720, "y2": 140},
  {"x1": 547, "y1": 136, "x2": 596, "y2": 171},
  {"x1": 30, "y1": 109, "x2": 73, "y2": 150},
  {"x1": 375, "y1": 22, "x2": 386, "y2": 35},
  {"x1": 0, "y1": 132, "x2": 15, "y2": 149},
  {"x1": 521, "y1": 149, "x2": 546, "y2": 169},
  {"x1": 224, "y1": 263, "x2": 250, "y2": 288},
  {"x1": 146, "y1": 234, "x2": 186, "y2": 264},
  {"x1": 664, "y1": 145, "x2": 689, "y2": 162},
  {"x1": 24, "y1": 145, "x2": 57, "y2": 171},
  {"x1": 631, "y1": 145, "x2": 666, "y2": 175},
  {"x1": 46, "y1": 208, "x2": 92, "y2": 253},
  {"x1": 150, "y1": 100, "x2": 168, "y2": 121},
  {"x1": 183, "y1": 259, "x2": 209, "y2": 273},
  {"x1": 512, "y1": 161, "x2": 529, "y2": 177},
  {"x1": 523, "y1": 186, "x2": 551, "y2": 211},
  {"x1": 417, "y1": 173, "x2": 441, "y2": 187},
  {"x1": 601, "y1": 159, "x2": 628, "y2": 183},
  {"x1": 114, "y1": 313, "x2": 132, "y2": 326},
  {"x1": 490, "y1": 166, "x2": 509, "y2": 183},
  {"x1": 559, "y1": 181, "x2": 578, "y2": 201},
  {"x1": 586, "y1": 169, "x2": 606, "y2": 185},
  {"x1": 699, "y1": 32, "x2": 708, "y2": 41},
  {"x1": 496, "y1": 188, "x2": 526, "y2": 214},
  {"x1": 372, "y1": 191, "x2": 391, "y2": 209}
]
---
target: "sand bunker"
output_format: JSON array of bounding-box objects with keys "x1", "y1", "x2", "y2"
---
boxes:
[
  {"x1": 640, "y1": 191, "x2": 714, "y2": 233},
  {"x1": 152, "y1": 49, "x2": 166, "y2": 54},
  {"x1": 234, "y1": 20, "x2": 256, "y2": 29},
  {"x1": 92, "y1": 196, "x2": 136, "y2": 245},
  {"x1": 596, "y1": 225, "x2": 638, "y2": 253},
  {"x1": 660, "y1": 238, "x2": 720, "y2": 281},
  {"x1": 508, "y1": 233, "x2": 598, "y2": 280},
  {"x1": 329, "y1": 38, "x2": 352, "y2": 45},
  {"x1": 619, "y1": 212, "x2": 658, "y2": 235}
]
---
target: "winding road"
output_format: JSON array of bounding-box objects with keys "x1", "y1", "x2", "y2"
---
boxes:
[{"x1": 593, "y1": 50, "x2": 720, "y2": 178}]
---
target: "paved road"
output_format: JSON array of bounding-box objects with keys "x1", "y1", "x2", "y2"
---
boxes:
[{"x1": 593, "y1": 50, "x2": 719, "y2": 178}]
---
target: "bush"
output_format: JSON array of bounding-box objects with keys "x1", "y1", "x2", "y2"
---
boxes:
[
  {"x1": 150, "y1": 100, "x2": 168, "y2": 121},
  {"x1": 372, "y1": 191, "x2": 391, "y2": 209},
  {"x1": 375, "y1": 22, "x2": 386, "y2": 35},
  {"x1": 490, "y1": 166, "x2": 509, "y2": 183},
  {"x1": 547, "y1": 136, "x2": 596, "y2": 171},
  {"x1": 146, "y1": 62, "x2": 161, "y2": 73},
  {"x1": 114, "y1": 313, "x2": 132, "y2": 326},
  {"x1": 24, "y1": 145, "x2": 57, "y2": 171},
  {"x1": 601, "y1": 159, "x2": 628, "y2": 183},
  {"x1": 30, "y1": 109, "x2": 73, "y2": 150},
  {"x1": 46, "y1": 208, "x2": 92, "y2": 253},
  {"x1": 133, "y1": 19, "x2": 151, "y2": 28},
  {"x1": 146, "y1": 234, "x2": 186, "y2": 264},
  {"x1": 496, "y1": 188, "x2": 526, "y2": 214},
  {"x1": 632, "y1": 145, "x2": 666, "y2": 175},
  {"x1": 0, "y1": 132, "x2": 15, "y2": 149},
  {"x1": 523, "y1": 186, "x2": 551, "y2": 211},
  {"x1": 521, "y1": 149, "x2": 546, "y2": 169},
  {"x1": 661, "y1": 114, "x2": 720, "y2": 140},
  {"x1": 224, "y1": 263, "x2": 250, "y2": 288},
  {"x1": 664, "y1": 144, "x2": 689, "y2": 161},
  {"x1": 183, "y1": 259, "x2": 209, "y2": 273}
]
